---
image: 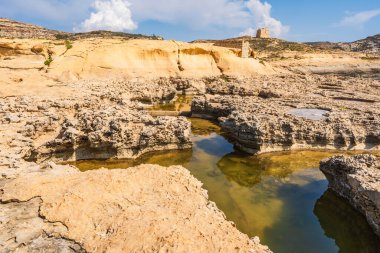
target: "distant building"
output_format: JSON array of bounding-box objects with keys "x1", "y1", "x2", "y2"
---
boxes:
[{"x1": 256, "y1": 28, "x2": 270, "y2": 38}]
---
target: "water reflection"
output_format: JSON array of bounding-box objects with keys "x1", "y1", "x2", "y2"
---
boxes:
[
  {"x1": 149, "y1": 95, "x2": 192, "y2": 112},
  {"x1": 70, "y1": 118, "x2": 380, "y2": 253},
  {"x1": 314, "y1": 189, "x2": 380, "y2": 253}
]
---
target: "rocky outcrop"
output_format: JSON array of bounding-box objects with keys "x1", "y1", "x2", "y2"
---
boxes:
[
  {"x1": 0, "y1": 37, "x2": 272, "y2": 82},
  {"x1": 192, "y1": 74, "x2": 380, "y2": 154},
  {"x1": 320, "y1": 155, "x2": 380, "y2": 237},
  {"x1": 29, "y1": 106, "x2": 191, "y2": 162},
  {"x1": 337, "y1": 34, "x2": 380, "y2": 55},
  {"x1": 0, "y1": 18, "x2": 67, "y2": 39},
  {"x1": 0, "y1": 162, "x2": 271, "y2": 253},
  {"x1": 0, "y1": 18, "x2": 161, "y2": 40},
  {"x1": 0, "y1": 78, "x2": 195, "y2": 163},
  {"x1": 0, "y1": 75, "x2": 272, "y2": 252}
]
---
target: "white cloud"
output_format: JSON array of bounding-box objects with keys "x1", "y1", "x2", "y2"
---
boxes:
[
  {"x1": 74, "y1": 0, "x2": 137, "y2": 32},
  {"x1": 3, "y1": 0, "x2": 289, "y2": 38},
  {"x1": 74, "y1": 0, "x2": 288, "y2": 37},
  {"x1": 337, "y1": 9, "x2": 380, "y2": 28},
  {"x1": 240, "y1": 0, "x2": 289, "y2": 37}
]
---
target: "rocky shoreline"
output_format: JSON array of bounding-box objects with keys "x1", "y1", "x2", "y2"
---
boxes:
[
  {"x1": 0, "y1": 76, "x2": 274, "y2": 252},
  {"x1": 1, "y1": 163, "x2": 271, "y2": 253},
  {"x1": 192, "y1": 74, "x2": 380, "y2": 154},
  {"x1": 320, "y1": 155, "x2": 380, "y2": 237},
  {"x1": 1, "y1": 27, "x2": 380, "y2": 252}
]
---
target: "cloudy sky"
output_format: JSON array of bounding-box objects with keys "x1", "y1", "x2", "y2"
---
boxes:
[{"x1": 0, "y1": 0, "x2": 379, "y2": 42}]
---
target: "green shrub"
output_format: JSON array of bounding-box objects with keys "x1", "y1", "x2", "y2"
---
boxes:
[
  {"x1": 44, "y1": 55, "x2": 53, "y2": 66},
  {"x1": 65, "y1": 40, "x2": 73, "y2": 50}
]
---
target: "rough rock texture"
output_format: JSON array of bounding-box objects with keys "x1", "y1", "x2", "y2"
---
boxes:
[
  {"x1": 0, "y1": 18, "x2": 161, "y2": 40},
  {"x1": 2, "y1": 18, "x2": 380, "y2": 253},
  {"x1": 0, "y1": 74, "x2": 271, "y2": 252},
  {"x1": 323, "y1": 34, "x2": 380, "y2": 55},
  {"x1": 29, "y1": 106, "x2": 191, "y2": 162},
  {"x1": 320, "y1": 155, "x2": 380, "y2": 237},
  {"x1": 0, "y1": 163, "x2": 271, "y2": 253},
  {"x1": 192, "y1": 74, "x2": 380, "y2": 154},
  {"x1": 0, "y1": 197, "x2": 85, "y2": 252},
  {"x1": 0, "y1": 78, "x2": 194, "y2": 164},
  {"x1": 0, "y1": 18, "x2": 67, "y2": 39}
]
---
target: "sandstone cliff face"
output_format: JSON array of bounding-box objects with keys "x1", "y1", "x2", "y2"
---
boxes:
[
  {"x1": 0, "y1": 38, "x2": 272, "y2": 82},
  {"x1": 320, "y1": 155, "x2": 380, "y2": 237}
]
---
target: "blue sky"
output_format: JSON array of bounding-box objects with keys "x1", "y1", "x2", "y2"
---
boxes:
[{"x1": 0, "y1": 0, "x2": 379, "y2": 42}]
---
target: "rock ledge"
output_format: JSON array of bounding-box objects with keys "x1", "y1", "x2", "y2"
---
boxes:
[{"x1": 320, "y1": 155, "x2": 380, "y2": 237}]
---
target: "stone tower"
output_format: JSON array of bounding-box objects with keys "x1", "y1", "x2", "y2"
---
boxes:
[{"x1": 256, "y1": 28, "x2": 270, "y2": 38}]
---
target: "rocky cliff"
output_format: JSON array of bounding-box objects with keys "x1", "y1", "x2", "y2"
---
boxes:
[
  {"x1": 0, "y1": 18, "x2": 161, "y2": 40},
  {"x1": 0, "y1": 37, "x2": 273, "y2": 83},
  {"x1": 0, "y1": 18, "x2": 66, "y2": 39},
  {"x1": 339, "y1": 34, "x2": 380, "y2": 55}
]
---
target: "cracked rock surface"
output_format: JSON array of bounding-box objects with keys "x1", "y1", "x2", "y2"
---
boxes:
[{"x1": 0, "y1": 163, "x2": 271, "y2": 253}]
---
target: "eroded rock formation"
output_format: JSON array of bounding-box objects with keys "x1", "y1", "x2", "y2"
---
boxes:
[
  {"x1": 0, "y1": 162, "x2": 271, "y2": 253},
  {"x1": 320, "y1": 155, "x2": 380, "y2": 237},
  {"x1": 1, "y1": 18, "x2": 380, "y2": 252},
  {"x1": 192, "y1": 74, "x2": 380, "y2": 154}
]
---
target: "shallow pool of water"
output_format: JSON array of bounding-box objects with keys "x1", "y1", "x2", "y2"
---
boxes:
[
  {"x1": 288, "y1": 108, "x2": 329, "y2": 120},
  {"x1": 149, "y1": 94, "x2": 192, "y2": 112},
  {"x1": 71, "y1": 118, "x2": 380, "y2": 253}
]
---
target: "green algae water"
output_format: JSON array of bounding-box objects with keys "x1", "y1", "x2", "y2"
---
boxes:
[{"x1": 71, "y1": 118, "x2": 380, "y2": 253}]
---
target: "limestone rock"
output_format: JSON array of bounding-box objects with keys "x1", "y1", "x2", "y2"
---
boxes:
[
  {"x1": 192, "y1": 74, "x2": 380, "y2": 154},
  {"x1": 320, "y1": 155, "x2": 380, "y2": 237},
  {"x1": 0, "y1": 164, "x2": 271, "y2": 253}
]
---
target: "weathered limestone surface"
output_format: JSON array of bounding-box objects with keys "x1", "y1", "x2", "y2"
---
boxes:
[
  {"x1": 192, "y1": 74, "x2": 380, "y2": 154},
  {"x1": 0, "y1": 76, "x2": 271, "y2": 252},
  {"x1": 0, "y1": 197, "x2": 85, "y2": 253},
  {"x1": 320, "y1": 155, "x2": 380, "y2": 237},
  {"x1": 0, "y1": 163, "x2": 271, "y2": 253},
  {"x1": 1, "y1": 18, "x2": 380, "y2": 252}
]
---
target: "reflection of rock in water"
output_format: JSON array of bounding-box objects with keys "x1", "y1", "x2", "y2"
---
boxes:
[
  {"x1": 216, "y1": 151, "x2": 338, "y2": 187},
  {"x1": 216, "y1": 153, "x2": 276, "y2": 187},
  {"x1": 71, "y1": 149, "x2": 193, "y2": 171},
  {"x1": 314, "y1": 189, "x2": 380, "y2": 253},
  {"x1": 190, "y1": 118, "x2": 223, "y2": 136}
]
